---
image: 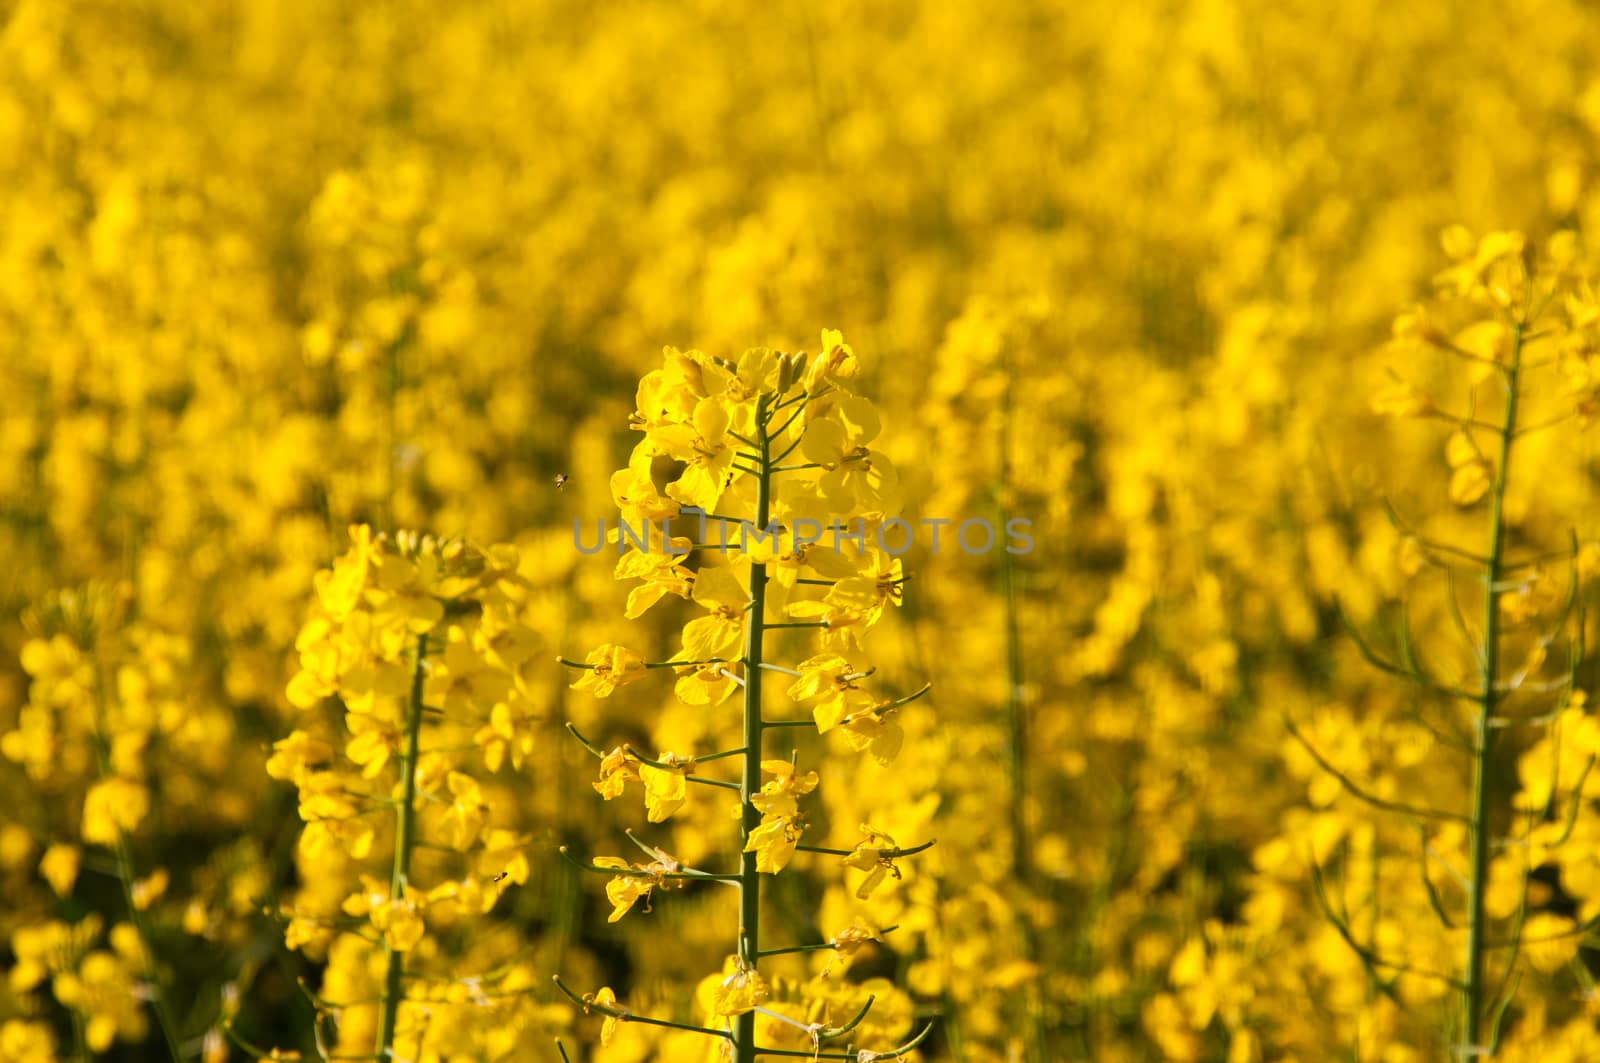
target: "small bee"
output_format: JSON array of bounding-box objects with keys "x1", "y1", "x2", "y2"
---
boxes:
[
  {"x1": 492, "y1": 871, "x2": 510, "y2": 884},
  {"x1": 553, "y1": 473, "x2": 570, "y2": 490}
]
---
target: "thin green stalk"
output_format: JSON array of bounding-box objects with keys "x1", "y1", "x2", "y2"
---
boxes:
[
  {"x1": 379, "y1": 322, "x2": 414, "y2": 533},
  {"x1": 998, "y1": 406, "x2": 1029, "y2": 886},
  {"x1": 552, "y1": 975, "x2": 735, "y2": 1042},
  {"x1": 736, "y1": 395, "x2": 772, "y2": 1063},
  {"x1": 1462, "y1": 322, "x2": 1522, "y2": 1059},
  {"x1": 109, "y1": 835, "x2": 185, "y2": 1062},
  {"x1": 72, "y1": 1007, "x2": 87, "y2": 1063},
  {"x1": 89, "y1": 667, "x2": 183, "y2": 1063},
  {"x1": 1364, "y1": 831, "x2": 1382, "y2": 1042},
  {"x1": 376, "y1": 635, "x2": 428, "y2": 1059},
  {"x1": 547, "y1": 570, "x2": 579, "y2": 975},
  {"x1": 997, "y1": 342, "x2": 1046, "y2": 1063}
]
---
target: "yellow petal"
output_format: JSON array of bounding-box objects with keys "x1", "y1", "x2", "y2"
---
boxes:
[{"x1": 1449, "y1": 461, "x2": 1491, "y2": 506}]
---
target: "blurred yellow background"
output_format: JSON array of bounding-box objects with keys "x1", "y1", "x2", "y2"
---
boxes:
[{"x1": 3, "y1": 1, "x2": 1600, "y2": 1060}]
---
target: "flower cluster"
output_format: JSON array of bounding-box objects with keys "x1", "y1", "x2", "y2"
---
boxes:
[
  {"x1": 3, "y1": 584, "x2": 237, "y2": 1059},
  {"x1": 558, "y1": 334, "x2": 932, "y2": 1060},
  {"x1": 269, "y1": 528, "x2": 546, "y2": 1061},
  {"x1": 1312, "y1": 229, "x2": 1600, "y2": 1055}
]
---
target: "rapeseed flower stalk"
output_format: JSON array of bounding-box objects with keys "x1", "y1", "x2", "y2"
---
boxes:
[
  {"x1": 4, "y1": 583, "x2": 197, "y2": 1060},
  {"x1": 1293, "y1": 228, "x2": 1600, "y2": 1058},
  {"x1": 270, "y1": 528, "x2": 545, "y2": 1062},
  {"x1": 918, "y1": 295, "x2": 1058, "y2": 1062},
  {"x1": 559, "y1": 333, "x2": 934, "y2": 1061}
]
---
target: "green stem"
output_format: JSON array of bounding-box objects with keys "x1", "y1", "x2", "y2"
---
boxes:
[
  {"x1": 109, "y1": 836, "x2": 185, "y2": 1063},
  {"x1": 736, "y1": 395, "x2": 772, "y2": 1063},
  {"x1": 795, "y1": 841, "x2": 935, "y2": 858},
  {"x1": 757, "y1": 925, "x2": 899, "y2": 958},
  {"x1": 72, "y1": 1008, "x2": 87, "y2": 1063},
  {"x1": 381, "y1": 327, "x2": 409, "y2": 532},
  {"x1": 376, "y1": 635, "x2": 428, "y2": 1059},
  {"x1": 997, "y1": 339, "x2": 1046, "y2": 1063},
  {"x1": 552, "y1": 976, "x2": 734, "y2": 1041},
  {"x1": 990, "y1": 342, "x2": 1027, "y2": 872},
  {"x1": 89, "y1": 667, "x2": 182, "y2": 1063},
  {"x1": 1463, "y1": 322, "x2": 1522, "y2": 1059},
  {"x1": 999, "y1": 532, "x2": 1027, "y2": 884}
]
